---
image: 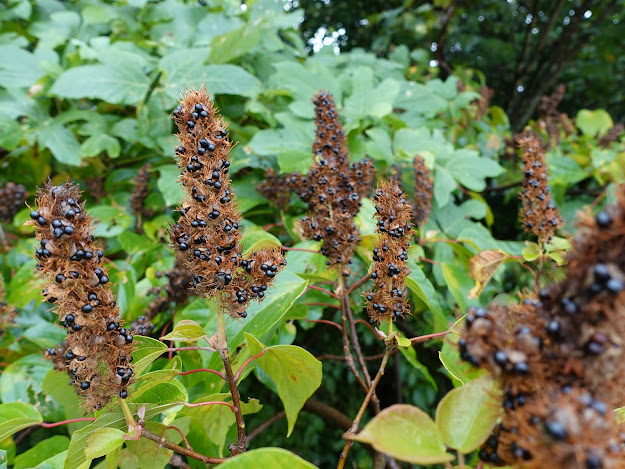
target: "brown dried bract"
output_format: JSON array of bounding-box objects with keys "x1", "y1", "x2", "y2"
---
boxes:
[
  {"x1": 364, "y1": 180, "x2": 412, "y2": 322},
  {"x1": 292, "y1": 90, "x2": 374, "y2": 274},
  {"x1": 412, "y1": 156, "x2": 433, "y2": 227},
  {"x1": 27, "y1": 181, "x2": 134, "y2": 410},
  {"x1": 599, "y1": 123, "x2": 624, "y2": 148},
  {"x1": 169, "y1": 87, "x2": 285, "y2": 317},
  {"x1": 517, "y1": 131, "x2": 562, "y2": 242},
  {"x1": 538, "y1": 84, "x2": 571, "y2": 146},
  {"x1": 0, "y1": 279, "x2": 17, "y2": 334},
  {"x1": 256, "y1": 168, "x2": 298, "y2": 210},
  {"x1": 0, "y1": 181, "x2": 27, "y2": 222}
]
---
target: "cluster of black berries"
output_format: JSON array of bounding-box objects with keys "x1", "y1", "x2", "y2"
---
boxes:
[
  {"x1": 364, "y1": 180, "x2": 413, "y2": 323},
  {"x1": 0, "y1": 181, "x2": 27, "y2": 222},
  {"x1": 170, "y1": 87, "x2": 285, "y2": 317},
  {"x1": 461, "y1": 186, "x2": 625, "y2": 468},
  {"x1": 29, "y1": 181, "x2": 134, "y2": 410}
]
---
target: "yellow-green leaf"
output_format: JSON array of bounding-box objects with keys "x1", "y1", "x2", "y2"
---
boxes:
[{"x1": 161, "y1": 319, "x2": 206, "y2": 343}]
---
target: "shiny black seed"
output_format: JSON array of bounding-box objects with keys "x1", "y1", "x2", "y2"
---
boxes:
[
  {"x1": 72, "y1": 324, "x2": 83, "y2": 331},
  {"x1": 80, "y1": 381, "x2": 90, "y2": 390},
  {"x1": 54, "y1": 228, "x2": 63, "y2": 238},
  {"x1": 52, "y1": 219, "x2": 62, "y2": 228},
  {"x1": 65, "y1": 314, "x2": 75, "y2": 324},
  {"x1": 119, "y1": 389, "x2": 128, "y2": 399},
  {"x1": 55, "y1": 274, "x2": 65, "y2": 283},
  {"x1": 494, "y1": 350, "x2": 507, "y2": 366},
  {"x1": 595, "y1": 211, "x2": 612, "y2": 228},
  {"x1": 38, "y1": 216, "x2": 47, "y2": 225},
  {"x1": 30, "y1": 211, "x2": 40, "y2": 220},
  {"x1": 82, "y1": 304, "x2": 92, "y2": 313},
  {"x1": 606, "y1": 278, "x2": 624, "y2": 293},
  {"x1": 99, "y1": 275, "x2": 109, "y2": 284},
  {"x1": 545, "y1": 420, "x2": 567, "y2": 440},
  {"x1": 64, "y1": 226, "x2": 74, "y2": 235},
  {"x1": 593, "y1": 264, "x2": 611, "y2": 283}
]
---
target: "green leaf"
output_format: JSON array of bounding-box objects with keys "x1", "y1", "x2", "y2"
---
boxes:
[
  {"x1": 433, "y1": 165, "x2": 456, "y2": 208},
  {"x1": 216, "y1": 448, "x2": 318, "y2": 469},
  {"x1": 397, "y1": 344, "x2": 437, "y2": 389},
  {"x1": 241, "y1": 229, "x2": 282, "y2": 257},
  {"x1": 37, "y1": 120, "x2": 82, "y2": 166},
  {"x1": 0, "y1": 403, "x2": 43, "y2": 441},
  {"x1": 14, "y1": 435, "x2": 70, "y2": 469},
  {"x1": 0, "y1": 354, "x2": 51, "y2": 403},
  {"x1": 347, "y1": 404, "x2": 453, "y2": 464},
  {"x1": 443, "y1": 149, "x2": 503, "y2": 192},
  {"x1": 157, "y1": 165, "x2": 184, "y2": 207},
  {"x1": 441, "y1": 262, "x2": 476, "y2": 313},
  {"x1": 81, "y1": 134, "x2": 121, "y2": 158},
  {"x1": 90, "y1": 205, "x2": 133, "y2": 238},
  {"x1": 0, "y1": 45, "x2": 46, "y2": 88},
  {"x1": 576, "y1": 109, "x2": 614, "y2": 137},
  {"x1": 344, "y1": 67, "x2": 399, "y2": 121},
  {"x1": 162, "y1": 319, "x2": 206, "y2": 342},
  {"x1": 50, "y1": 63, "x2": 150, "y2": 106},
  {"x1": 365, "y1": 127, "x2": 393, "y2": 164},
  {"x1": 246, "y1": 334, "x2": 322, "y2": 436},
  {"x1": 159, "y1": 49, "x2": 261, "y2": 100},
  {"x1": 124, "y1": 421, "x2": 185, "y2": 469},
  {"x1": 406, "y1": 259, "x2": 448, "y2": 331},
  {"x1": 84, "y1": 428, "x2": 125, "y2": 460},
  {"x1": 210, "y1": 20, "x2": 263, "y2": 64},
  {"x1": 131, "y1": 336, "x2": 168, "y2": 377},
  {"x1": 522, "y1": 241, "x2": 541, "y2": 262},
  {"x1": 435, "y1": 376, "x2": 502, "y2": 453}
]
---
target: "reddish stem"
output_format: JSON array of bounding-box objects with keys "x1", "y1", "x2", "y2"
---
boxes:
[
  {"x1": 354, "y1": 319, "x2": 384, "y2": 339},
  {"x1": 304, "y1": 318, "x2": 343, "y2": 332},
  {"x1": 40, "y1": 417, "x2": 96, "y2": 428},
  {"x1": 419, "y1": 256, "x2": 440, "y2": 266},
  {"x1": 410, "y1": 330, "x2": 451, "y2": 343},
  {"x1": 307, "y1": 284, "x2": 339, "y2": 299},
  {"x1": 178, "y1": 368, "x2": 226, "y2": 380},
  {"x1": 165, "y1": 425, "x2": 195, "y2": 452},
  {"x1": 234, "y1": 350, "x2": 267, "y2": 383},
  {"x1": 166, "y1": 346, "x2": 216, "y2": 353},
  {"x1": 346, "y1": 273, "x2": 370, "y2": 295}
]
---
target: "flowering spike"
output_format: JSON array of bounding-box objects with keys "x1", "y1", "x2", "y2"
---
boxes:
[
  {"x1": 516, "y1": 130, "x2": 562, "y2": 242},
  {"x1": 0, "y1": 181, "x2": 27, "y2": 222},
  {"x1": 364, "y1": 180, "x2": 413, "y2": 322},
  {"x1": 129, "y1": 163, "x2": 152, "y2": 225},
  {"x1": 27, "y1": 181, "x2": 134, "y2": 410},
  {"x1": 169, "y1": 87, "x2": 285, "y2": 317}
]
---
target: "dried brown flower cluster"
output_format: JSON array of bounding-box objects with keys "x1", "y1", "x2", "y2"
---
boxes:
[
  {"x1": 599, "y1": 123, "x2": 624, "y2": 148},
  {"x1": 475, "y1": 85, "x2": 494, "y2": 121},
  {"x1": 169, "y1": 87, "x2": 285, "y2": 318},
  {"x1": 84, "y1": 176, "x2": 106, "y2": 202},
  {"x1": 131, "y1": 257, "x2": 195, "y2": 336},
  {"x1": 364, "y1": 180, "x2": 413, "y2": 323},
  {"x1": 412, "y1": 156, "x2": 433, "y2": 228},
  {"x1": 461, "y1": 185, "x2": 625, "y2": 468},
  {"x1": 256, "y1": 168, "x2": 298, "y2": 210},
  {"x1": 129, "y1": 163, "x2": 153, "y2": 227},
  {"x1": 291, "y1": 91, "x2": 374, "y2": 274},
  {"x1": 28, "y1": 181, "x2": 134, "y2": 410},
  {"x1": 538, "y1": 84, "x2": 575, "y2": 146},
  {"x1": 517, "y1": 131, "x2": 562, "y2": 242},
  {"x1": 0, "y1": 181, "x2": 27, "y2": 222},
  {"x1": 0, "y1": 280, "x2": 17, "y2": 334}
]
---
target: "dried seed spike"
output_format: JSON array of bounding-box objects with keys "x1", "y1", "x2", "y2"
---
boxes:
[
  {"x1": 0, "y1": 181, "x2": 27, "y2": 222},
  {"x1": 129, "y1": 163, "x2": 153, "y2": 226},
  {"x1": 516, "y1": 130, "x2": 562, "y2": 242},
  {"x1": 412, "y1": 156, "x2": 433, "y2": 227},
  {"x1": 364, "y1": 180, "x2": 412, "y2": 322},
  {"x1": 257, "y1": 168, "x2": 295, "y2": 210},
  {"x1": 26, "y1": 180, "x2": 134, "y2": 411},
  {"x1": 0, "y1": 277, "x2": 17, "y2": 334},
  {"x1": 169, "y1": 87, "x2": 285, "y2": 317},
  {"x1": 294, "y1": 90, "x2": 375, "y2": 274}
]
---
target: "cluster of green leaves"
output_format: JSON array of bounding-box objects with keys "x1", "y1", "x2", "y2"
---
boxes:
[{"x1": 0, "y1": 0, "x2": 624, "y2": 468}]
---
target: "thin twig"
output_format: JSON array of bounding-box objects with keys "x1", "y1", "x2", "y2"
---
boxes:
[
  {"x1": 410, "y1": 330, "x2": 451, "y2": 343},
  {"x1": 165, "y1": 425, "x2": 195, "y2": 452},
  {"x1": 346, "y1": 273, "x2": 370, "y2": 295},
  {"x1": 141, "y1": 427, "x2": 227, "y2": 465},
  {"x1": 338, "y1": 334, "x2": 395, "y2": 469},
  {"x1": 304, "y1": 302, "x2": 340, "y2": 310},
  {"x1": 178, "y1": 368, "x2": 226, "y2": 380},
  {"x1": 339, "y1": 292, "x2": 369, "y2": 394},
  {"x1": 182, "y1": 401, "x2": 236, "y2": 412},
  {"x1": 234, "y1": 350, "x2": 267, "y2": 383},
  {"x1": 354, "y1": 319, "x2": 384, "y2": 339}
]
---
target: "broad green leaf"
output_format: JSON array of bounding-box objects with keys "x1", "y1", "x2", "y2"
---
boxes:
[
  {"x1": 90, "y1": 205, "x2": 133, "y2": 238},
  {"x1": 81, "y1": 134, "x2": 120, "y2": 158},
  {"x1": 14, "y1": 435, "x2": 70, "y2": 469},
  {"x1": 0, "y1": 354, "x2": 51, "y2": 403},
  {"x1": 216, "y1": 448, "x2": 318, "y2": 469},
  {"x1": 0, "y1": 403, "x2": 42, "y2": 441},
  {"x1": 438, "y1": 323, "x2": 485, "y2": 387},
  {"x1": 50, "y1": 63, "x2": 150, "y2": 106},
  {"x1": 241, "y1": 229, "x2": 282, "y2": 257},
  {"x1": 246, "y1": 334, "x2": 322, "y2": 436},
  {"x1": 365, "y1": 127, "x2": 393, "y2": 164},
  {"x1": 84, "y1": 428, "x2": 125, "y2": 460},
  {"x1": 159, "y1": 49, "x2": 261, "y2": 100},
  {"x1": 131, "y1": 336, "x2": 168, "y2": 377},
  {"x1": 37, "y1": 120, "x2": 82, "y2": 166},
  {"x1": 124, "y1": 421, "x2": 185, "y2": 469},
  {"x1": 0, "y1": 45, "x2": 45, "y2": 88},
  {"x1": 443, "y1": 149, "x2": 503, "y2": 192},
  {"x1": 441, "y1": 262, "x2": 476, "y2": 313},
  {"x1": 435, "y1": 376, "x2": 502, "y2": 453},
  {"x1": 162, "y1": 319, "x2": 206, "y2": 342},
  {"x1": 433, "y1": 165, "x2": 456, "y2": 208},
  {"x1": 210, "y1": 19, "x2": 263, "y2": 64},
  {"x1": 521, "y1": 241, "x2": 541, "y2": 262},
  {"x1": 406, "y1": 259, "x2": 448, "y2": 331},
  {"x1": 347, "y1": 404, "x2": 453, "y2": 464},
  {"x1": 271, "y1": 61, "x2": 341, "y2": 102},
  {"x1": 576, "y1": 109, "x2": 613, "y2": 137},
  {"x1": 157, "y1": 165, "x2": 184, "y2": 207}
]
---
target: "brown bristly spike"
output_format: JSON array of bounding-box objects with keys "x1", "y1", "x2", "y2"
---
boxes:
[
  {"x1": 169, "y1": 87, "x2": 285, "y2": 318},
  {"x1": 0, "y1": 181, "x2": 27, "y2": 222},
  {"x1": 256, "y1": 168, "x2": 296, "y2": 210},
  {"x1": 599, "y1": 123, "x2": 624, "y2": 148},
  {"x1": 538, "y1": 84, "x2": 570, "y2": 146},
  {"x1": 292, "y1": 90, "x2": 374, "y2": 275},
  {"x1": 0, "y1": 278, "x2": 17, "y2": 334},
  {"x1": 412, "y1": 156, "x2": 433, "y2": 227},
  {"x1": 516, "y1": 130, "x2": 562, "y2": 243},
  {"x1": 27, "y1": 181, "x2": 134, "y2": 411},
  {"x1": 129, "y1": 163, "x2": 153, "y2": 225},
  {"x1": 461, "y1": 184, "x2": 625, "y2": 467},
  {"x1": 364, "y1": 180, "x2": 412, "y2": 323}
]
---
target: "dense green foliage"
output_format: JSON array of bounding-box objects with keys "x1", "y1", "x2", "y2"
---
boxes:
[{"x1": 0, "y1": 0, "x2": 624, "y2": 468}]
